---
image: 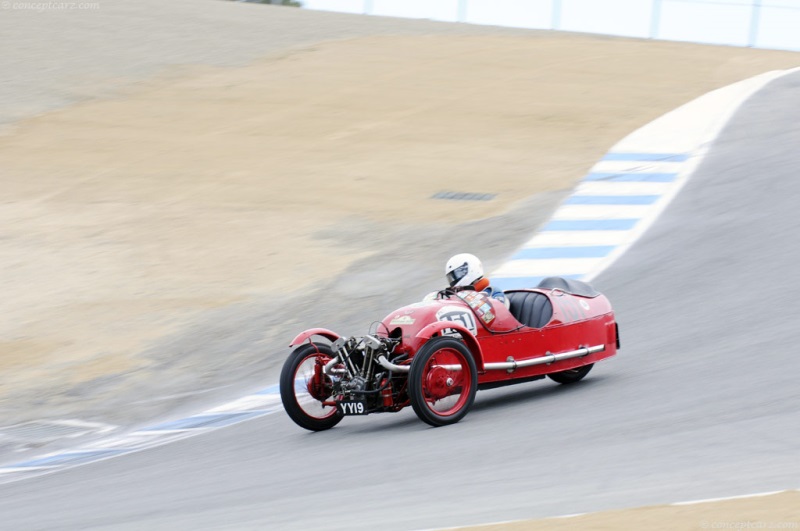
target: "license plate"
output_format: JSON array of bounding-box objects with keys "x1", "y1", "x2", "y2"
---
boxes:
[{"x1": 337, "y1": 400, "x2": 368, "y2": 415}]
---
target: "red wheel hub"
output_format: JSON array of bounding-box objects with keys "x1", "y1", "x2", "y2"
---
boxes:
[
  {"x1": 425, "y1": 365, "x2": 455, "y2": 400},
  {"x1": 305, "y1": 357, "x2": 331, "y2": 400}
]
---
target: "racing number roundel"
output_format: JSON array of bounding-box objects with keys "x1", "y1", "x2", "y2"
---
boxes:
[{"x1": 435, "y1": 306, "x2": 478, "y2": 336}]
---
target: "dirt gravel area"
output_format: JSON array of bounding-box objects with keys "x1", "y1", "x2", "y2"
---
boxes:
[
  {"x1": 1, "y1": 1, "x2": 799, "y2": 448},
  {"x1": 460, "y1": 490, "x2": 800, "y2": 530}
]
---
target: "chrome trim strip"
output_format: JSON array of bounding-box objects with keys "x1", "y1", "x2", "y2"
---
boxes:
[{"x1": 484, "y1": 344, "x2": 605, "y2": 371}]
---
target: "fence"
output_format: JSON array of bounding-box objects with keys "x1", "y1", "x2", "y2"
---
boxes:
[{"x1": 300, "y1": 0, "x2": 800, "y2": 51}]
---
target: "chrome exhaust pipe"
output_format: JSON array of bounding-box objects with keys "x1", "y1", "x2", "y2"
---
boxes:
[
  {"x1": 484, "y1": 344, "x2": 605, "y2": 372},
  {"x1": 323, "y1": 356, "x2": 342, "y2": 374},
  {"x1": 376, "y1": 355, "x2": 410, "y2": 373},
  {"x1": 377, "y1": 345, "x2": 603, "y2": 374},
  {"x1": 378, "y1": 345, "x2": 606, "y2": 372}
]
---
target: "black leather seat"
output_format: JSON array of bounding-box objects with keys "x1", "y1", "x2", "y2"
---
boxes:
[
  {"x1": 536, "y1": 276, "x2": 599, "y2": 298},
  {"x1": 506, "y1": 291, "x2": 553, "y2": 328}
]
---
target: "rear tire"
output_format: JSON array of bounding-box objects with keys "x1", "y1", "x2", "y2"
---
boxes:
[
  {"x1": 280, "y1": 343, "x2": 343, "y2": 431},
  {"x1": 409, "y1": 337, "x2": 477, "y2": 427},
  {"x1": 547, "y1": 363, "x2": 593, "y2": 384}
]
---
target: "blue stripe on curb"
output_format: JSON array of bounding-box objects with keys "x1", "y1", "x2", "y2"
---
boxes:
[
  {"x1": 513, "y1": 246, "x2": 615, "y2": 259},
  {"x1": 585, "y1": 172, "x2": 678, "y2": 182},
  {"x1": 495, "y1": 150, "x2": 693, "y2": 297},
  {"x1": 565, "y1": 195, "x2": 660, "y2": 205},
  {"x1": 13, "y1": 450, "x2": 126, "y2": 468},
  {"x1": 146, "y1": 411, "x2": 264, "y2": 431},
  {"x1": 602, "y1": 152, "x2": 689, "y2": 162},
  {"x1": 542, "y1": 219, "x2": 639, "y2": 231}
]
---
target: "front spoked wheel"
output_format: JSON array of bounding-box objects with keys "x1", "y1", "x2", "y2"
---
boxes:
[
  {"x1": 279, "y1": 343, "x2": 343, "y2": 431},
  {"x1": 409, "y1": 337, "x2": 477, "y2": 427}
]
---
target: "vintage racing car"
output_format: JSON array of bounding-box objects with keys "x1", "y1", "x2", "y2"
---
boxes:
[{"x1": 279, "y1": 276, "x2": 619, "y2": 430}]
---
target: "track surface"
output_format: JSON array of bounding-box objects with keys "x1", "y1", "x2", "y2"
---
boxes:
[
  {"x1": 6, "y1": 0, "x2": 800, "y2": 462},
  {"x1": 0, "y1": 67, "x2": 797, "y2": 530}
]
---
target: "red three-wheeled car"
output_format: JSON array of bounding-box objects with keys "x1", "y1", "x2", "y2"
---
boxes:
[{"x1": 280, "y1": 277, "x2": 619, "y2": 430}]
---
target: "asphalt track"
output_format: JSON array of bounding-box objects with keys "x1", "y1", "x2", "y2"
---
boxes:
[{"x1": 0, "y1": 73, "x2": 798, "y2": 531}]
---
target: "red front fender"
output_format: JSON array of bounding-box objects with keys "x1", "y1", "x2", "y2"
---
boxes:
[
  {"x1": 415, "y1": 322, "x2": 484, "y2": 372},
  {"x1": 289, "y1": 328, "x2": 341, "y2": 348}
]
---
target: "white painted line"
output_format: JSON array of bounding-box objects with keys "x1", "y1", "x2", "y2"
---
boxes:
[
  {"x1": 550, "y1": 512, "x2": 588, "y2": 519},
  {"x1": 49, "y1": 419, "x2": 118, "y2": 435},
  {"x1": 80, "y1": 431, "x2": 198, "y2": 451},
  {"x1": 419, "y1": 490, "x2": 798, "y2": 531},
  {"x1": 671, "y1": 490, "x2": 789, "y2": 506},
  {"x1": 0, "y1": 467, "x2": 56, "y2": 474},
  {"x1": 205, "y1": 394, "x2": 282, "y2": 414}
]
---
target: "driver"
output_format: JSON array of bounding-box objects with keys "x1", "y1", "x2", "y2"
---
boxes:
[{"x1": 440, "y1": 253, "x2": 509, "y2": 308}]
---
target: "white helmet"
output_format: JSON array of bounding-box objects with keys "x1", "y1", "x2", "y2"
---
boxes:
[{"x1": 445, "y1": 253, "x2": 484, "y2": 288}]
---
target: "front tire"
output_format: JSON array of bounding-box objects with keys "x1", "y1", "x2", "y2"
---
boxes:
[
  {"x1": 280, "y1": 343, "x2": 343, "y2": 431},
  {"x1": 409, "y1": 337, "x2": 477, "y2": 427},
  {"x1": 547, "y1": 363, "x2": 593, "y2": 384}
]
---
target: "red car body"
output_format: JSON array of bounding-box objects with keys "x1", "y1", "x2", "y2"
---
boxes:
[{"x1": 282, "y1": 277, "x2": 619, "y2": 430}]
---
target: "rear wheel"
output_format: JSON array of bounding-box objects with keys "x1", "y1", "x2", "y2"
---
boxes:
[
  {"x1": 279, "y1": 343, "x2": 343, "y2": 431},
  {"x1": 409, "y1": 337, "x2": 477, "y2": 427},
  {"x1": 548, "y1": 363, "x2": 593, "y2": 384}
]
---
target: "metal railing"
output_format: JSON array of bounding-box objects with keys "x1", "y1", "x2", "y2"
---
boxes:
[{"x1": 300, "y1": 0, "x2": 800, "y2": 52}]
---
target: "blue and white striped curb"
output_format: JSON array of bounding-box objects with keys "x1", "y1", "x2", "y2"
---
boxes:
[
  {"x1": 1, "y1": 68, "x2": 794, "y2": 485},
  {"x1": 0, "y1": 385, "x2": 283, "y2": 485},
  {"x1": 492, "y1": 67, "x2": 799, "y2": 291},
  {"x1": 491, "y1": 151, "x2": 690, "y2": 290}
]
